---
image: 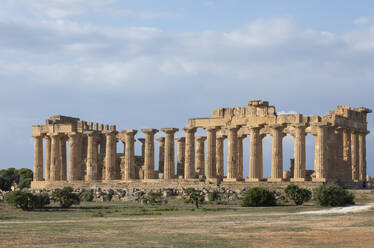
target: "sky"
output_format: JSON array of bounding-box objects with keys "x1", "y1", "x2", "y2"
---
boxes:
[{"x1": 1, "y1": 0, "x2": 374, "y2": 178}]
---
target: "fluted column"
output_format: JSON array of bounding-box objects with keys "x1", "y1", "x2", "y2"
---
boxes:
[
  {"x1": 206, "y1": 127, "x2": 218, "y2": 179},
  {"x1": 142, "y1": 129, "x2": 158, "y2": 180},
  {"x1": 157, "y1": 137, "x2": 165, "y2": 175},
  {"x1": 269, "y1": 125, "x2": 284, "y2": 182},
  {"x1": 176, "y1": 137, "x2": 186, "y2": 178},
  {"x1": 32, "y1": 135, "x2": 43, "y2": 181},
  {"x1": 359, "y1": 131, "x2": 368, "y2": 181},
  {"x1": 225, "y1": 126, "x2": 239, "y2": 181},
  {"x1": 45, "y1": 136, "x2": 51, "y2": 181},
  {"x1": 161, "y1": 128, "x2": 179, "y2": 179},
  {"x1": 247, "y1": 126, "x2": 261, "y2": 181},
  {"x1": 50, "y1": 134, "x2": 60, "y2": 182},
  {"x1": 257, "y1": 134, "x2": 265, "y2": 179},
  {"x1": 351, "y1": 131, "x2": 359, "y2": 181},
  {"x1": 123, "y1": 129, "x2": 137, "y2": 180},
  {"x1": 291, "y1": 124, "x2": 306, "y2": 181},
  {"x1": 237, "y1": 134, "x2": 246, "y2": 180},
  {"x1": 216, "y1": 135, "x2": 226, "y2": 179},
  {"x1": 343, "y1": 129, "x2": 351, "y2": 164},
  {"x1": 138, "y1": 138, "x2": 145, "y2": 159},
  {"x1": 68, "y1": 133, "x2": 80, "y2": 181},
  {"x1": 86, "y1": 132, "x2": 98, "y2": 181},
  {"x1": 183, "y1": 127, "x2": 197, "y2": 179},
  {"x1": 313, "y1": 124, "x2": 328, "y2": 181},
  {"x1": 195, "y1": 136, "x2": 206, "y2": 176},
  {"x1": 104, "y1": 129, "x2": 117, "y2": 180}
]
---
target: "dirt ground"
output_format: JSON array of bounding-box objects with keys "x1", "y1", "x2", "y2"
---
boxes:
[{"x1": 0, "y1": 189, "x2": 374, "y2": 248}]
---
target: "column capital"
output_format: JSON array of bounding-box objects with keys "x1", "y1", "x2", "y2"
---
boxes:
[
  {"x1": 67, "y1": 132, "x2": 80, "y2": 138},
  {"x1": 124, "y1": 129, "x2": 138, "y2": 135},
  {"x1": 141, "y1": 128, "x2": 159, "y2": 135},
  {"x1": 183, "y1": 127, "x2": 197, "y2": 133},
  {"x1": 217, "y1": 134, "x2": 227, "y2": 140},
  {"x1": 195, "y1": 136, "x2": 207, "y2": 142},
  {"x1": 238, "y1": 134, "x2": 247, "y2": 140},
  {"x1": 205, "y1": 126, "x2": 220, "y2": 132},
  {"x1": 175, "y1": 137, "x2": 186, "y2": 142},
  {"x1": 268, "y1": 124, "x2": 284, "y2": 129},
  {"x1": 161, "y1": 128, "x2": 179, "y2": 134},
  {"x1": 103, "y1": 130, "x2": 118, "y2": 136}
]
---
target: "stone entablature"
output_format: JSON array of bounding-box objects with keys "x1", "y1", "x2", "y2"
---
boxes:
[{"x1": 31, "y1": 101, "x2": 372, "y2": 188}]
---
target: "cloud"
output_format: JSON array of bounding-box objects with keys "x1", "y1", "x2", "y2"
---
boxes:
[
  {"x1": 354, "y1": 17, "x2": 370, "y2": 25},
  {"x1": 205, "y1": 1, "x2": 216, "y2": 7}
]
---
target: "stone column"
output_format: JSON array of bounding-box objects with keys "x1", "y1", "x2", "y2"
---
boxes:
[
  {"x1": 216, "y1": 135, "x2": 227, "y2": 179},
  {"x1": 183, "y1": 127, "x2": 197, "y2": 179},
  {"x1": 257, "y1": 134, "x2": 265, "y2": 180},
  {"x1": 176, "y1": 137, "x2": 186, "y2": 178},
  {"x1": 161, "y1": 128, "x2": 179, "y2": 179},
  {"x1": 206, "y1": 127, "x2": 219, "y2": 179},
  {"x1": 50, "y1": 134, "x2": 60, "y2": 182},
  {"x1": 156, "y1": 137, "x2": 165, "y2": 175},
  {"x1": 225, "y1": 126, "x2": 239, "y2": 181},
  {"x1": 237, "y1": 134, "x2": 246, "y2": 180},
  {"x1": 32, "y1": 135, "x2": 43, "y2": 181},
  {"x1": 121, "y1": 140, "x2": 126, "y2": 154},
  {"x1": 59, "y1": 136, "x2": 67, "y2": 181},
  {"x1": 142, "y1": 129, "x2": 158, "y2": 180},
  {"x1": 351, "y1": 131, "x2": 359, "y2": 181},
  {"x1": 45, "y1": 135, "x2": 51, "y2": 181},
  {"x1": 195, "y1": 136, "x2": 206, "y2": 176},
  {"x1": 123, "y1": 129, "x2": 137, "y2": 180},
  {"x1": 68, "y1": 133, "x2": 80, "y2": 181},
  {"x1": 343, "y1": 129, "x2": 351, "y2": 164},
  {"x1": 359, "y1": 131, "x2": 368, "y2": 181},
  {"x1": 313, "y1": 124, "x2": 328, "y2": 181},
  {"x1": 291, "y1": 124, "x2": 306, "y2": 181},
  {"x1": 104, "y1": 130, "x2": 117, "y2": 180},
  {"x1": 138, "y1": 138, "x2": 145, "y2": 159},
  {"x1": 247, "y1": 126, "x2": 261, "y2": 181},
  {"x1": 269, "y1": 125, "x2": 284, "y2": 182},
  {"x1": 86, "y1": 132, "x2": 98, "y2": 181}
]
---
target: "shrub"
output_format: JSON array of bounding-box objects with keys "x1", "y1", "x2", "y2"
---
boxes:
[
  {"x1": 241, "y1": 187, "x2": 276, "y2": 207},
  {"x1": 0, "y1": 168, "x2": 33, "y2": 191},
  {"x1": 183, "y1": 188, "x2": 204, "y2": 208},
  {"x1": 52, "y1": 187, "x2": 80, "y2": 208},
  {"x1": 208, "y1": 192, "x2": 217, "y2": 202},
  {"x1": 314, "y1": 183, "x2": 355, "y2": 207},
  {"x1": 146, "y1": 192, "x2": 162, "y2": 205},
  {"x1": 31, "y1": 193, "x2": 50, "y2": 209},
  {"x1": 5, "y1": 191, "x2": 32, "y2": 210},
  {"x1": 5, "y1": 191, "x2": 49, "y2": 210},
  {"x1": 284, "y1": 184, "x2": 312, "y2": 205},
  {"x1": 103, "y1": 189, "x2": 114, "y2": 202},
  {"x1": 80, "y1": 192, "x2": 94, "y2": 202}
]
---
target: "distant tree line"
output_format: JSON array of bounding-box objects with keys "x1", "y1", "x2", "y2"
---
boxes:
[{"x1": 0, "y1": 168, "x2": 33, "y2": 191}]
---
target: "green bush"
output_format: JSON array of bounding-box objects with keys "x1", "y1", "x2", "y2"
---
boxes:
[
  {"x1": 103, "y1": 189, "x2": 114, "y2": 202},
  {"x1": 5, "y1": 191, "x2": 50, "y2": 210},
  {"x1": 241, "y1": 187, "x2": 276, "y2": 207},
  {"x1": 314, "y1": 183, "x2": 355, "y2": 207},
  {"x1": 146, "y1": 192, "x2": 162, "y2": 205},
  {"x1": 183, "y1": 188, "x2": 204, "y2": 208},
  {"x1": 208, "y1": 192, "x2": 217, "y2": 202},
  {"x1": 52, "y1": 187, "x2": 80, "y2": 208},
  {"x1": 5, "y1": 191, "x2": 32, "y2": 210},
  {"x1": 284, "y1": 184, "x2": 312, "y2": 205},
  {"x1": 80, "y1": 192, "x2": 94, "y2": 202}
]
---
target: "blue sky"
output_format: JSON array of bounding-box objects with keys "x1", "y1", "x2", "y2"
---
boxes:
[{"x1": 0, "y1": 0, "x2": 374, "y2": 177}]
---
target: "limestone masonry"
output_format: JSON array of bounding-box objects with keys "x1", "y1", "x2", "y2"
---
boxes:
[{"x1": 31, "y1": 100, "x2": 372, "y2": 189}]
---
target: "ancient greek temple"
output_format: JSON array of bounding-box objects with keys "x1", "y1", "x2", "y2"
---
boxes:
[{"x1": 31, "y1": 100, "x2": 371, "y2": 188}]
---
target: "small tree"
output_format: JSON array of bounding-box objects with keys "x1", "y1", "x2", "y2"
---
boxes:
[
  {"x1": 284, "y1": 184, "x2": 312, "y2": 205},
  {"x1": 52, "y1": 187, "x2": 80, "y2": 208},
  {"x1": 314, "y1": 183, "x2": 355, "y2": 207},
  {"x1": 5, "y1": 191, "x2": 50, "y2": 210},
  {"x1": 183, "y1": 188, "x2": 204, "y2": 208},
  {"x1": 80, "y1": 192, "x2": 94, "y2": 202},
  {"x1": 146, "y1": 192, "x2": 162, "y2": 205},
  {"x1": 241, "y1": 187, "x2": 276, "y2": 207}
]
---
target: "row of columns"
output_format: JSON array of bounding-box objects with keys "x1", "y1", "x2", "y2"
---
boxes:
[{"x1": 33, "y1": 124, "x2": 369, "y2": 182}]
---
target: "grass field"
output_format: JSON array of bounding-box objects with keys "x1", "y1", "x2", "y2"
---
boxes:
[{"x1": 0, "y1": 190, "x2": 374, "y2": 248}]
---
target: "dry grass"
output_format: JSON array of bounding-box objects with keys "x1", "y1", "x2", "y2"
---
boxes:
[{"x1": 0, "y1": 190, "x2": 374, "y2": 248}]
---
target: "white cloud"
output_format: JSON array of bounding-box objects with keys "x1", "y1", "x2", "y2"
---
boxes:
[
  {"x1": 354, "y1": 17, "x2": 370, "y2": 25},
  {"x1": 205, "y1": 1, "x2": 216, "y2": 7}
]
